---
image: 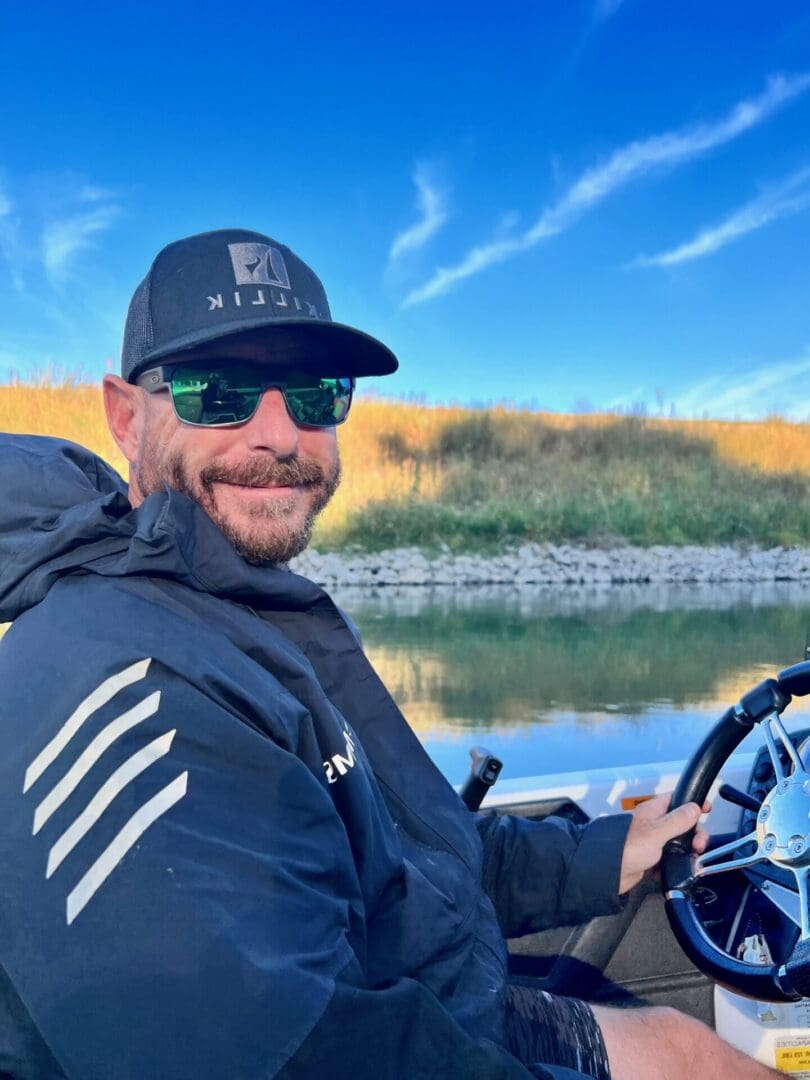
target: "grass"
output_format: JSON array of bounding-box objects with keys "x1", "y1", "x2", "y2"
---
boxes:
[{"x1": 2, "y1": 380, "x2": 810, "y2": 551}]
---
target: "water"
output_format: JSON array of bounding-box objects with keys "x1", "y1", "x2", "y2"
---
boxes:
[{"x1": 332, "y1": 582, "x2": 810, "y2": 787}]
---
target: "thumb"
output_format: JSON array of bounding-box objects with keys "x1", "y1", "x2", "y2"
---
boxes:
[{"x1": 655, "y1": 802, "x2": 701, "y2": 843}]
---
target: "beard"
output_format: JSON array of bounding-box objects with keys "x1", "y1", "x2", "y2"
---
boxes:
[{"x1": 135, "y1": 444, "x2": 341, "y2": 565}]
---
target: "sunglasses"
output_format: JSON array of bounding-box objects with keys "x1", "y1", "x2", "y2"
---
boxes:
[{"x1": 137, "y1": 363, "x2": 354, "y2": 429}]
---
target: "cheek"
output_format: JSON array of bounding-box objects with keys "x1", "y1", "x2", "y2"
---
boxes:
[
  {"x1": 300, "y1": 429, "x2": 339, "y2": 471},
  {"x1": 139, "y1": 402, "x2": 178, "y2": 458},
  {"x1": 145, "y1": 413, "x2": 229, "y2": 478}
]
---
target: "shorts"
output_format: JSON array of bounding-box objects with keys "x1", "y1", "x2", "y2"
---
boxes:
[{"x1": 504, "y1": 984, "x2": 612, "y2": 1079}]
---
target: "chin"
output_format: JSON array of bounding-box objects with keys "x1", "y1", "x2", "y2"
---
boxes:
[{"x1": 216, "y1": 507, "x2": 316, "y2": 566}]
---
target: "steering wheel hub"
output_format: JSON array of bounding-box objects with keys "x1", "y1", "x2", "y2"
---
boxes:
[{"x1": 757, "y1": 782, "x2": 810, "y2": 866}]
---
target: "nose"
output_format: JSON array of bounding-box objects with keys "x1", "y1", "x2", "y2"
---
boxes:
[{"x1": 243, "y1": 388, "x2": 299, "y2": 456}]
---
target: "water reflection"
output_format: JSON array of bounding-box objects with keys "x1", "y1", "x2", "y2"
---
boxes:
[{"x1": 333, "y1": 583, "x2": 810, "y2": 785}]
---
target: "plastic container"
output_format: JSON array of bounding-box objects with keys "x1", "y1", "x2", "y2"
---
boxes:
[{"x1": 715, "y1": 986, "x2": 810, "y2": 1075}]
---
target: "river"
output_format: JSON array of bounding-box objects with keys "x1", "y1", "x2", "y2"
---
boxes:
[{"x1": 333, "y1": 582, "x2": 810, "y2": 787}]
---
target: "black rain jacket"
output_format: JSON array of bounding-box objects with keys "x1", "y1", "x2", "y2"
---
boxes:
[{"x1": 0, "y1": 435, "x2": 631, "y2": 1079}]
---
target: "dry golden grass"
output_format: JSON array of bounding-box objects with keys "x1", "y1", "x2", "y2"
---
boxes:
[
  {"x1": 2, "y1": 382, "x2": 810, "y2": 542},
  {"x1": 0, "y1": 382, "x2": 125, "y2": 473}
]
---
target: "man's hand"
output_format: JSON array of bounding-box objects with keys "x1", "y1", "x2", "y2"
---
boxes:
[{"x1": 618, "y1": 793, "x2": 710, "y2": 894}]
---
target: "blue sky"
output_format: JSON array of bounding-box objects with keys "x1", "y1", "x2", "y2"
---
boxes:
[{"x1": 1, "y1": 1, "x2": 809, "y2": 419}]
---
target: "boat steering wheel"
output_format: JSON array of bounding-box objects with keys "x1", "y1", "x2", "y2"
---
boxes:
[{"x1": 662, "y1": 660, "x2": 810, "y2": 1003}]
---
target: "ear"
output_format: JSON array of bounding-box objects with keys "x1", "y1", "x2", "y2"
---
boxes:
[{"x1": 103, "y1": 374, "x2": 143, "y2": 465}]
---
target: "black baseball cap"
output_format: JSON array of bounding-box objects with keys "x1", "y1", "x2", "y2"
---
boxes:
[{"x1": 121, "y1": 228, "x2": 398, "y2": 382}]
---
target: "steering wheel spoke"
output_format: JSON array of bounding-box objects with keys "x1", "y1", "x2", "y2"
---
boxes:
[
  {"x1": 792, "y1": 865, "x2": 810, "y2": 941},
  {"x1": 763, "y1": 709, "x2": 806, "y2": 783},
  {"x1": 693, "y1": 831, "x2": 762, "y2": 879},
  {"x1": 746, "y1": 866, "x2": 803, "y2": 932},
  {"x1": 762, "y1": 719, "x2": 787, "y2": 783}
]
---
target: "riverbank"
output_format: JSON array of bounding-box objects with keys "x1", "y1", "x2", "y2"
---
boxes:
[{"x1": 291, "y1": 542, "x2": 810, "y2": 587}]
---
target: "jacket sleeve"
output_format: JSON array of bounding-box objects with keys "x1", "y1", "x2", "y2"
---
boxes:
[
  {"x1": 475, "y1": 810, "x2": 633, "y2": 938},
  {"x1": 0, "y1": 655, "x2": 595, "y2": 1080}
]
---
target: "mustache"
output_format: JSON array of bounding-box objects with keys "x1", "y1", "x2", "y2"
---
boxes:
[{"x1": 199, "y1": 455, "x2": 330, "y2": 490}]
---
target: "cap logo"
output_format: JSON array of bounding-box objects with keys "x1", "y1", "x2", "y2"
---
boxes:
[{"x1": 228, "y1": 242, "x2": 291, "y2": 290}]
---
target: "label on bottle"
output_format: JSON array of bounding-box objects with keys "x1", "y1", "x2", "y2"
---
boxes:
[{"x1": 775, "y1": 1035, "x2": 810, "y2": 1075}]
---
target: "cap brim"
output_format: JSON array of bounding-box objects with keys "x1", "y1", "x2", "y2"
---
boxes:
[{"x1": 132, "y1": 317, "x2": 398, "y2": 379}]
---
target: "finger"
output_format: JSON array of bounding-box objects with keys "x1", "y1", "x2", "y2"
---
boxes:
[
  {"x1": 633, "y1": 793, "x2": 671, "y2": 819},
  {"x1": 691, "y1": 827, "x2": 710, "y2": 854},
  {"x1": 655, "y1": 801, "x2": 702, "y2": 842}
]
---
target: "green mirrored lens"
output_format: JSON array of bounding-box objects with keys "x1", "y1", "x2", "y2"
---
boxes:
[
  {"x1": 171, "y1": 367, "x2": 261, "y2": 425},
  {"x1": 284, "y1": 374, "x2": 352, "y2": 426}
]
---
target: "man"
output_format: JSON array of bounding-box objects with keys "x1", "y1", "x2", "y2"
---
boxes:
[{"x1": 0, "y1": 230, "x2": 779, "y2": 1078}]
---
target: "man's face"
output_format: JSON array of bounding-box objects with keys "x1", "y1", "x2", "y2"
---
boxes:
[{"x1": 127, "y1": 344, "x2": 342, "y2": 565}]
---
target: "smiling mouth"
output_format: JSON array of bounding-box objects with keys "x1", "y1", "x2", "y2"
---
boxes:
[{"x1": 218, "y1": 481, "x2": 299, "y2": 493}]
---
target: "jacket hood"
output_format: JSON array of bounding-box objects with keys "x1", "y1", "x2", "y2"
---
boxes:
[{"x1": 0, "y1": 435, "x2": 325, "y2": 623}]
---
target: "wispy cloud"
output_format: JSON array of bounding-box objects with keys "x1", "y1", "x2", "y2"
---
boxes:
[
  {"x1": 593, "y1": 0, "x2": 627, "y2": 22},
  {"x1": 0, "y1": 184, "x2": 24, "y2": 292},
  {"x1": 403, "y1": 72, "x2": 810, "y2": 306},
  {"x1": 0, "y1": 173, "x2": 121, "y2": 293},
  {"x1": 78, "y1": 184, "x2": 115, "y2": 203},
  {"x1": 675, "y1": 351, "x2": 810, "y2": 420},
  {"x1": 389, "y1": 165, "x2": 448, "y2": 261},
  {"x1": 42, "y1": 205, "x2": 120, "y2": 280},
  {"x1": 604, "y1": 384, "x2": 646, "y2": 410},
  {"x1": 634, "y1": 166, "x2": 810, "y2": 267}
]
